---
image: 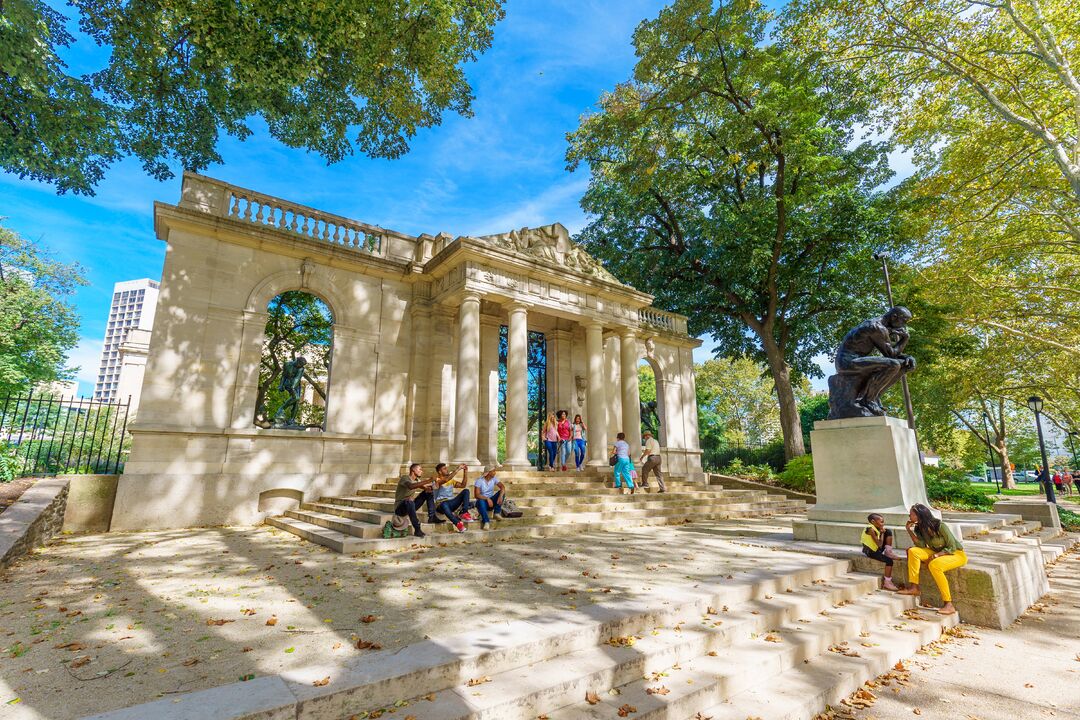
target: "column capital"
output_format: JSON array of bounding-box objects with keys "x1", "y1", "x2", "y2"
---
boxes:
[
  {"x1": 460, "y1": 291, "x2": 482, "y2": 305},
  {"x1": 505, "y1": 300, "x2": 530, "y2": 313},
  {"x1": 584, "y1": 319, "x2": 605, "y2": 331},
  {"x1": 619, "y1": 327, "x2": 638, "y2": 339}
]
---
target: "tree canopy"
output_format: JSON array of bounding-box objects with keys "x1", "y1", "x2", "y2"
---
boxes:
[
  {"x1": 1, "y1": 0, "x2": 505, "y2": 193},
  {"x1": 567, "y1": 0, "x2": 905, "y2": 459},
  {"x1": 0, "y1": 222, "x2": 85, "y2": 396}
]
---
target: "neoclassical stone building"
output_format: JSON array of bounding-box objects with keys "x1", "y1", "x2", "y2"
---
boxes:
[{"x1": 111, "y1": 173, "x2": 704, "y2": 530}]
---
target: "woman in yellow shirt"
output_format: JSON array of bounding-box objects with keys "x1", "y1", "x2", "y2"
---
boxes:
[{"x1": 899, "y1": 503, "x2": 968, "y2": 615}]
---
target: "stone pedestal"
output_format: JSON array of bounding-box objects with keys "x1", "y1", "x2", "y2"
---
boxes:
[{"x1": 794, "y1": 416, "x2": 938, "y2": 545}]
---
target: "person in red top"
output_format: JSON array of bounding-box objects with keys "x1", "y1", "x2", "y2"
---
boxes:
[{"x1": 556, "y1": 410, "x2": 573, "y2": 471}]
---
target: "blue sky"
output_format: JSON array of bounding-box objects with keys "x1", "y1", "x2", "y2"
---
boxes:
[{"x1": 2, "y1": 0, "x2": 910, "y2": 396}]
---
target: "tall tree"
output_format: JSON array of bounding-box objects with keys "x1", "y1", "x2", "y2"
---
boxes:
[
  {"x1": 0, "y1": 223, "x2": 85, "y2": 396},
  {"x1": 787, "y1": 0, "x2": 1080, "y2": 206},
  {"x1": 566, "y1": 0, "x2": 902, "y2": 459},
  {"x1": 1, "y1": 0, "x2": 505, "y2": 194}
]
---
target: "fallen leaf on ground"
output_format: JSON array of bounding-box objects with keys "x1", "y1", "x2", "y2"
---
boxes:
[
  {"x1": 206, "y1": 619, "x2": 234, "y2": 626},
  {"x1": 356, "y1": 639, "x2": 383, "y2": 650},
  {"x1": 54, "y1": 643, "x2": 86, "y2": 651},
  {"x1": 360, "y1": 615, "x2": 378, "y2": 624},
  {"x1": 182, "y1": 658, "x2": 198, "y2": 667},
  {"x1": 586, "y1": 690, "x2": 600, "y2": 705},
  {"x1": 617, "y1": 704, "x2": 637, "y2": 717},
  {"x1": 466, "y1": 676, "x2": 491, "y2": 687},
  {"x1": 70, "y1": 656, "x2": 90, "y2": 668},
  {"x1": 313, "y1": 677, "x2": 330, "y2": 687},
  {"x1": 266, "y1": 616, "x2": 278, "y2": 626},
  {"x1": 646, "y1": 686, "x2": 670, "y2": 696}
]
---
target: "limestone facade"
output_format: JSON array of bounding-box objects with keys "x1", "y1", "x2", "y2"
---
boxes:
[{"x1": 111, "y1": 173, "x2": 704, "y2": 530}]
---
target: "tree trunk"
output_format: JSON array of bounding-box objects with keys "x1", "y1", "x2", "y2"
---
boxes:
[
  {"x1": 996, "y1": 438, "x2": 1016, "y2": 490},
  {"x1": 760, "y1": 335, "x2": 806, "y2": 459}
]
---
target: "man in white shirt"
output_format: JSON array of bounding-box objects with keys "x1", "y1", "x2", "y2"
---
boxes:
[{"x1": 639, "y1": 431, "x2": 665, "y2": 493}]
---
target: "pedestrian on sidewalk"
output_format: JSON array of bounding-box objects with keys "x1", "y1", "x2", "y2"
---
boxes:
[
  {"x1": 899, "y1": 503, "x2": 968, "y2": 615},
  {"x1": 860, "y1": 513, "x2": 899, "y2": 591},
  {"x1": 611, "y1": 432, "x2": 635, "y2": 494},
  {"x1": 638, "y1": 430, "x2": 665, "y2": 493},
  {"x1": 572, "y1": 414, "x2": 588, "y2": 470}
]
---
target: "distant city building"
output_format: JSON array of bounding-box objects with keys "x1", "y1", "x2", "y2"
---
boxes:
[{"x1": 94, "y1": 279, "x2": 159, "y2": 405}]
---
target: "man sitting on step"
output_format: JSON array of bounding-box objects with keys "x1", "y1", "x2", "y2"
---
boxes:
[
  {"x1": 474, "y1": 466, "x2": 507, "y2": 530},
  {"x1": 431, "y1": 463, "x2": 471, "y2": 533},
  {"x1": 395, "y1": 463, "x2": 436, "y2": 539}
]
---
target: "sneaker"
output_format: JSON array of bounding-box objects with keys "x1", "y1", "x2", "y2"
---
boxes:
[
  {"x1": 482, "y1": 522, "x2": 491, "y2": 530},
  {"x1": 455, "y1": 522, "x2": 467, "y2": 533},
  {"x1": 427, "y1": 516, "x2": 440, "y2": 525},
  {"x1": 461, "y1": 511, "x2": 474, "y2": 522},
  {"x1": 561, "y1": 465, "x2": 567, "y2": 471},
  {"x1": 414, "y1": 530, "x2": 426, "y2": 539}
]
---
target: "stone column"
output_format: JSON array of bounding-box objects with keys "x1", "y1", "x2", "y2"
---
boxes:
[
  {"x1": 585, "y1": 321, "x2": 609, "y2": 466},
  {"x1": 505, "y1": 302, "x2": 530, "y2": 468},
  {"x1": 452, "y1": 293, "x2": 481, "y2": 466},
  {"x1": 478, "y1": 316, "x2": 501, "y2": 466},
  {"x1": 620, "y1": 329, "x2": 642, "y2": 458}
]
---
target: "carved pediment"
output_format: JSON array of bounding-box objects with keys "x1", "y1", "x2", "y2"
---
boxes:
[{"x1": 471, "y1": 223, "x2": 622, "y2": 285}]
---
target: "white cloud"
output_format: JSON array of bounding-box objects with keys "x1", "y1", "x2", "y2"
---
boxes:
[
  {"x1": 66, "y1": 336, "x2": 104, "y2": 396},
  {"x1": 461, "y1": 176, "x2": 590, "y2": 236}
]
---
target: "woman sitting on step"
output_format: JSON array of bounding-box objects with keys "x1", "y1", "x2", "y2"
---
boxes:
[{"x1": 899, "y1": 503, "x2": 968, "y2": 616}]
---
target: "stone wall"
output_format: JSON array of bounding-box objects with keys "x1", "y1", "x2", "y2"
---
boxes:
[
  {"x1": 0, "y1": 478, "x2": 69, "y2": 572},
  {"x1": 62, "y1": 475, "x2": 119, "y2": 533}
]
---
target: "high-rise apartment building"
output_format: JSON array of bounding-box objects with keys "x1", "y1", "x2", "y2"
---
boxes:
[{"x1": 94, "y1": 279, "x2": 160, "y2": 403}]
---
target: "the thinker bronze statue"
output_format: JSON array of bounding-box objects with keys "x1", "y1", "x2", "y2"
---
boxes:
[{"x1": 827, "y1": 306, "x2": 916, "y2": 420}]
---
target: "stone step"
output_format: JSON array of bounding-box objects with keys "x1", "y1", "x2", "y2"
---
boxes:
[
  {"x1": 264, "y1": 515, "x2": 368, "y2": 553},
  {"x1": 269, "y1": 502, "x2": 807, "y2": 553},
  {"x1": 359, "y1": 486, "x2": 777, "y2": 501},
  {"x1": 284, "y1": 557, "x2": 857, "y2": 717},
  {"x1": 393, "y1": 577, "x2": 950, "y2": 720},
  {"x1": 691, "y1": 600, "x2": 956, "y2": 720},
  {"x1": 308, "y1": 496, "x2": 798, "y2": 524}
]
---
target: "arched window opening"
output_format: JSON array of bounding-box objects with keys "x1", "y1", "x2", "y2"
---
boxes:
[
  {"x1": 254, "y1": 291, "x2": 333, "y2": 430},
  {"x1": 638, "y1": 359, "x2": 664, "y2": 445}
]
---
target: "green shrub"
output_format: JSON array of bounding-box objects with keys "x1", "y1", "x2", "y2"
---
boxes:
[
  {"x1": 1058, "y1": 508, "x2": 1080, "y2": 533},
  {"x1": 0, "y1": 442, "x2": 18, "y2": 483},
  {"x1": 778, "y1": 454, "x2": 815, "y2": 494},
  {"x1": 720, "y1": 458, "x2": 778, "y2": 482},
  {"x1": 924, "y1": 466, "x2": 994, "y2": 511}
]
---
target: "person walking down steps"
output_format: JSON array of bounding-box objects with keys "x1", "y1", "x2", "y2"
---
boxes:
[
  {"x1": 899, "y1": 503, "x2": 968, "y2": 616},
  {"x1": 638, "y1": 430, "x2": 665, "y2": 493}
]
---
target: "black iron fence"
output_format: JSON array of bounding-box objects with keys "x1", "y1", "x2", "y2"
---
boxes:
[{"x1": 0, "y1": 392, "x2": 131, "y2": 478}]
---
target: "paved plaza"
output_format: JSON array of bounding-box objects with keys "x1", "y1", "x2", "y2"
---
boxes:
[{"x1": 0, "y1": 522, "x2": 788, "y2": 719}]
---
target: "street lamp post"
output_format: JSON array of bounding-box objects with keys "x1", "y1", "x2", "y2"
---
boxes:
[
  {"x1": 980, "y1": 412, "x2": 1001, "y2": 493},
  {"x1": 873, "y1": 253, "x2": 917, "y2": 432},
  {"x1": 1026, "y1": 396, "x2": 1057, "y2": 504}
]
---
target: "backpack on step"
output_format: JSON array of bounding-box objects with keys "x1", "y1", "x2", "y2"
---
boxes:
[{"x1": 500, "y1": 497, "x2": 523, "y2": 519}]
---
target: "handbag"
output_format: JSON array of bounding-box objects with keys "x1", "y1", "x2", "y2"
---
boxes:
[{"x1": 609, "y1": 454, "x2": 618, "y2": 467}]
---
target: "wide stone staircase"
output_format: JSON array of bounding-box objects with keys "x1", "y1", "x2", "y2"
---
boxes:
[
  {"x1": 281, "y1": 553, "x2": 956, "y2": 720},
  {"x1": 267, "y1": 468, "x2": 805, "y2": 553}
]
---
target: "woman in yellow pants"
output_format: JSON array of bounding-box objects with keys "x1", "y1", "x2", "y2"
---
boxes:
[{"x1": 899, "y1": 503, "x2": 968, "y2": 615}]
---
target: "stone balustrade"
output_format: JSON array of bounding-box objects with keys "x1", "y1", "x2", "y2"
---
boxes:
[
  {"x1": 226, "y1": 187, "x2": 385, "y2": 256},
  {"x1": 179, "y1": 172, "x2": 387, "y2": 258},
  {"x1": 638, "y1": 307, "x2": 687, "y2": 334}
]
